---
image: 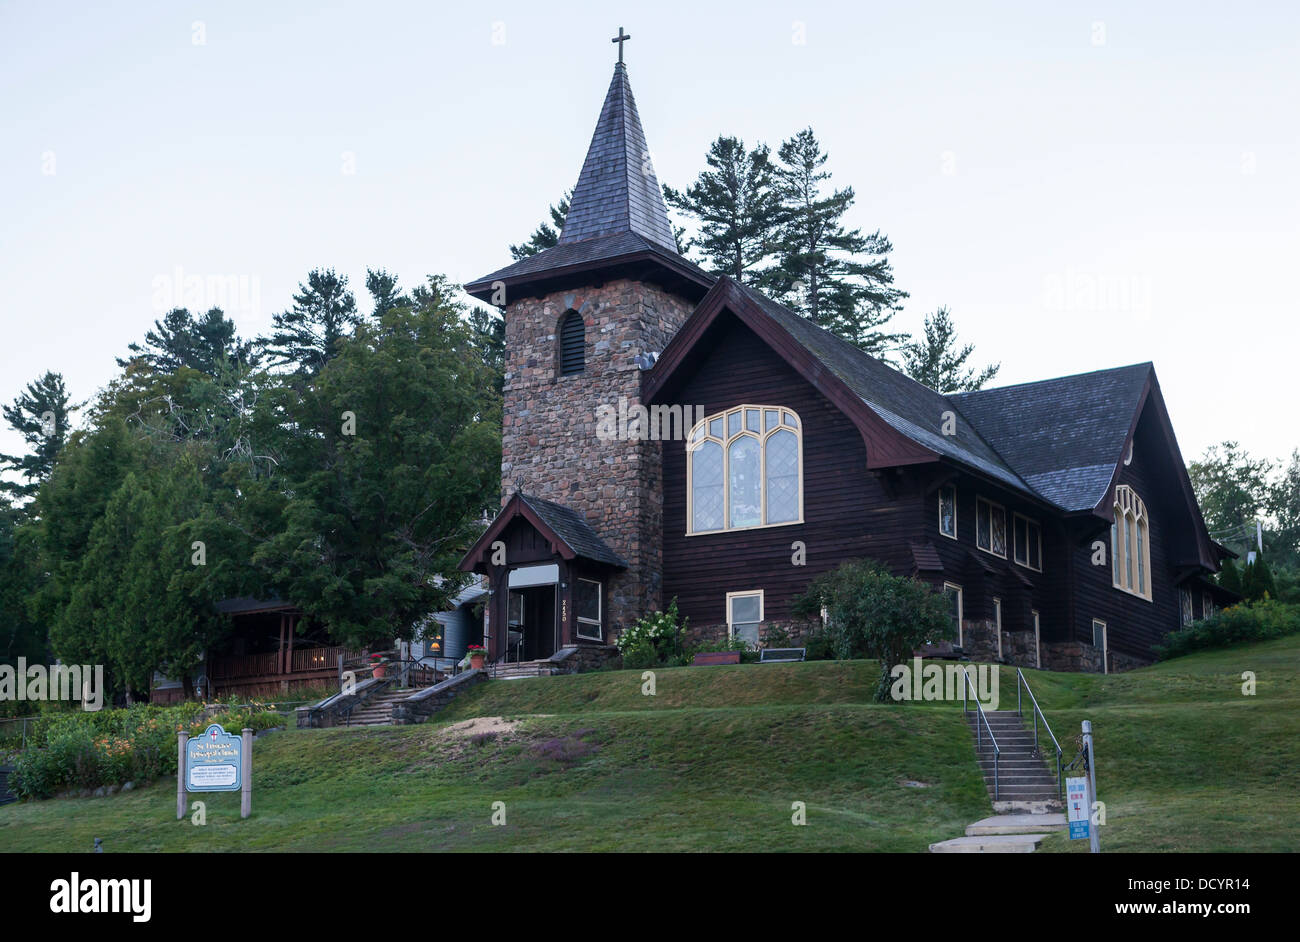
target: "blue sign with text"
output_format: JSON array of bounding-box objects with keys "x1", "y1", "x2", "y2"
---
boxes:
[{"x1": 186, "y1": 724, "x2": 242, "y2": 792}]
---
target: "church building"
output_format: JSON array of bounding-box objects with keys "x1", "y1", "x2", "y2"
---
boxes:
[{"x1": 458, "y1": 43, "x2": 1235, "y2": 674}]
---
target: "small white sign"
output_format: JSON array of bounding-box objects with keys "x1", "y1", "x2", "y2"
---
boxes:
[
  {"x1": 1066, "y1": 776, "x2": 1090, "y2": 839},
  {"x1": 189, "y1": 764, "x2": 238, "y2": 789}
]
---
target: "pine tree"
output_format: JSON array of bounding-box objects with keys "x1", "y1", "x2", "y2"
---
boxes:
[
  {"x1": 663, "y1": 136, "x2": 778, "y2": 281},
  {"x1": 760, "y1": 128, "x2": 908, "y2": 354},
  {"x1": 117, "y1": 307, "x2": 256, "y2": 374},
  {"x1": 510, "y1": 191, "x2": 571, "y2": 260},
  {"x1": 1217, "y1": 558, "x2": 1243, "y2": 595},
  {"x1": 262, "y1": 268, "x2": 360, "y2": 375},
  {"x1": 900, "y1": 307, "x2": 1001, "y2": 393},
  {"x1": 1241, "y1": 556, "x2": 1277, "y2": 601},
  {"x1": 0, "y1": 371, "x2": 74, "y2": 498},
  {"x1": 366, "y1": 268, "x2": 410, "y2": 317}
]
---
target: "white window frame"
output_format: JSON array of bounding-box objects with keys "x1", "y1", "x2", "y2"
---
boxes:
[
  {"x1": 575, "y1": 578, "x2": 603, "y2": 641},
  {"x1": 686, "y1": 405, "x2": 804, "y2": 535},
  {"x1": 1111, "y1": 485, "x2": 1153, "y2": 602},
  {"x1": 1091, "y1": 618, "x2": 1108, "y2": 674},
  {"x1": 1031, "y1": 609, "x2": 1041, "y2": 669},
  {"x1": 993, "y1": 597, "x2": 1003, "y2": 659},
  {"x1": 938, "y1": 484, "x2": 958, "y2": 540},
  {"x1": 1012, "y1": 512, "x2": 1042, "y2": 572},
  {"x1": 975, "y1": 496, "x2": 1008, "y2": 559},
  {"x1": 943, "y1": 582, "x2": 964, "y2": 646},
  {"x1": 726, "y1": 590, "x2": 764, "y2": 646}
]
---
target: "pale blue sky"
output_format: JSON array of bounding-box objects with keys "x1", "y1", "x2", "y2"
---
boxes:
[{"x1": 2, "y1": 1, "x2": 1297, "y2": 474}]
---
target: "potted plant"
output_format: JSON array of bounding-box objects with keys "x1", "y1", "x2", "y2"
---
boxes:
[
  {"x1": 466, "y1": 644, "x2": 487, "y2": 670},
  {"x1": 370, "y1": 654, "x2": 388, "y2": 679}
]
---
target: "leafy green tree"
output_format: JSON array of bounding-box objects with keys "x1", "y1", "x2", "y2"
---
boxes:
[
  {"x1": 664, "y1": 137, "x2": 778, "y2": 282},
  {"x1": 116, "y1": 307, "x2": 256, "y2": 374},
  {"x1": 1189, "y1": 442, "x2": 1273, "y2": 555},
  {"x1": 760, "y1": 128, "x2": 908, "y2": 354},
  {"x1": 900, "y1": 307, "x2": 1001, "y2": 393},
  {"x1": 0, "y1": 371, "x2": 74, "y2": 499},
  {"x1": 793, "y1": 559, "x2": 951, "y2": 702},
  {"x1": 253, "y1": 284, "x2": 502, "y2": 649},
  {"x1": 262, "y1": 268, "x2": 361, "y2": 375},
  {"x1": 510, "y1": 190, "x2": 571, "y2": 260},
  {"x1": 0, "y1": 500, "x2": 44, "y2": 670},
  {"x1": 1268, "y1": 449, "x2": 1300, "y2": 567}
]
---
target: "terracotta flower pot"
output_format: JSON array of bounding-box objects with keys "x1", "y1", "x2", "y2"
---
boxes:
[
  {"x1": 372, "y1": 664, "x2": 388, "y2": 679},
  {"x1": 469, "y1": 653, "x2": 485, "y2": 670}
]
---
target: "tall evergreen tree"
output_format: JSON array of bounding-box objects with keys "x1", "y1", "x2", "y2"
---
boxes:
[
  {"x1": 664, "y1": 136, "x2": 778, "y2": 281},
  {"x1": 0, "y1": 371, "x2": 74, "y2": 498},
  {"x1": 366, "y1": 268, "x2": 410, "y2": 317},
  {"x1": 261, "y1": 268, "x2": 361, "y2": 375},
  {"x1": 509, "y1": 190, "x2": 571, "y2": 260},
  {"x1": 117, "y1": 307, "x2": 256, "y2": 374},
  {"x1": 899, "y1": 307, "x2": 1001, "y2": 393},
  {"x1": 761, "y1": 128, "x2": 908, "y2": 354}
]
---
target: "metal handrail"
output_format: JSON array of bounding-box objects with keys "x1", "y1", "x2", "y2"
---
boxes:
[
  {"x1": 1015, "y1": 668, "x2": 1063, "y2": 800},
  {"x1": 961, "y1": 667, "x2": 1001, "y2": 801}
]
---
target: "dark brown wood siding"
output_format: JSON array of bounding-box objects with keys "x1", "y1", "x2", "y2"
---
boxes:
[
  {"x1": 661, "y1": 315, "x2": 919, "y2": 629},
  {"x1": 1067, "y1": 400, "x2": 1191, "y2": 661},
  {"x1": 924, "y1": 468, "x2": 1065, "y2": 641}
]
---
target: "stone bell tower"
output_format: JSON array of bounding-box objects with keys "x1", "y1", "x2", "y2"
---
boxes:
[{"x1": 464, "y1": 46, "x2": 713, "y2": 633}]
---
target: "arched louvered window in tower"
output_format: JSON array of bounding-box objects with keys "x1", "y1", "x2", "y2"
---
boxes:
[{"x1": 558, "y1": 311, "x2": 585, "y2": 376}]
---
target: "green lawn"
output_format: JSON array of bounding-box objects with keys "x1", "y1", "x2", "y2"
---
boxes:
[{"x1": 2, "y1": 638, "x2": 1296, "y2": 852}]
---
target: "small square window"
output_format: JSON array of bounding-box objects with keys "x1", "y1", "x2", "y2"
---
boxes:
[{"x1": 727, "y1": 591, "x2": 763, "y2": 648}]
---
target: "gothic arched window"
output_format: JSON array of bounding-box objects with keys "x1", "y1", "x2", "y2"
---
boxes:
[
  {"x1": 558, "y1": 310, "x2": 585, "y2": 376},
  {"x1": 686, "y1": 406, "x2": 803, "y2": 534},
  {"x1": 1111, "y1": 485, "x2": 1152, "y2": 600}
]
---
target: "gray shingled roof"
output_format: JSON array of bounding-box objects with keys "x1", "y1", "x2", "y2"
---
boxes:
[
  {"x1": 730, "y1": 281, "x2": 1031, "y2": 494},
  {"x1": 558, "y1": 62, "x2": 677, "y2": 250},
  {"x1": 727, "y1": 280, "x2": 1150, "y2": 513},
  {"x1": 950, "y1": 363, "x2": 1152, "y2": 512},
  {"x1": 467, "y1": 229, "x2": 711, "y2": 293},
  {"x1": 520, "y1": 493, "x2": 628, "y2": 568}
]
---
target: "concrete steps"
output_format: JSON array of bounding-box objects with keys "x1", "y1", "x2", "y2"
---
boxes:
[
  {"x1": 930, "y1": 833, "x2": 1049, "y2": 853},
  {"x1": 343, "y1": 688, "x2": 427, "y2": 726},
  {"x1": 967, "y1": 711, "x2": 1061, "y2": 809},
  {"x1": 931, "y1": 814, "x2": 1066, "y2": 853}
]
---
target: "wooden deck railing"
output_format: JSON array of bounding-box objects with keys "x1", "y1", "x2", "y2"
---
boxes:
[{"x1": 209, "y1": 646, "x2": 356, "y2": 681}]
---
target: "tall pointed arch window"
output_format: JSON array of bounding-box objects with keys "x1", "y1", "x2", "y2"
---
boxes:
[
  {"x1": 558, "y1": 310, "x2": 585, "y2": 376},
  {"x1": 1111, "y1": 485, "x2": 1152, "y2": 601},
  {"x1": 687, "y1": 406, "x2": 803, "y2": 534}
]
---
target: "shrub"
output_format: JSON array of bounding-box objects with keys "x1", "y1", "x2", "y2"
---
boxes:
[
  {"x1": 8, "y1": 699, "x2": 285, "y2": 800},
  {"x1": 1154, "y1": 599, "x2": 1300, "y2": 660},
  {"x1": 616, "y1": 598, "x2": 689, "y2": 669},
  {"x1": 793, "y1": 559, "x2": 951, "y2": 702}
]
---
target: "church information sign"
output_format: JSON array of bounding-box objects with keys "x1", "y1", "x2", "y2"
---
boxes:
[
  {"x1": 186, "y1": 724, "x2": 242, "y2": 792},
  {"x1": 1066, "y1": 776, "x2": 1090, "y2": 840}
]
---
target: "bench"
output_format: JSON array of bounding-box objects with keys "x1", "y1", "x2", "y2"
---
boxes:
[
  {"x1": 913, "y1": 642, "x2": 968, "y2": 661},
  {"x1": 759, "y1": 647, "x2": 806, "y2": 663},
  {"x1": 692, "y1": 651, "x2": 741, "y2": 666}
]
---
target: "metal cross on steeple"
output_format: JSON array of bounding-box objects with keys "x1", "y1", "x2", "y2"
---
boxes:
[{"x1": 611, "y1": 26, "x2": 631, "y2": 63}]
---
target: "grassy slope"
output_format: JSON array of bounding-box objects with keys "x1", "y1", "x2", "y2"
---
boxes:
[{"x1": 1, "y1": 639, "x2": 1296, "y2": 852}]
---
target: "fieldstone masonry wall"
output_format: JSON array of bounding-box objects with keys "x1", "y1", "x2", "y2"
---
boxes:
[{"x1": 501, "y1": 279, "x2": 694, "y2": 634}]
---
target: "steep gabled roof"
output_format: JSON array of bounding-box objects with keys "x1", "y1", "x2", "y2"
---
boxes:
[
  {"x1": 730, "y1": 282, "x2": 1032, "y2": 495},
  {"x1": 950, "y1": 363, "x2": 1152, "y2": 512},
  {"x1": 458, "y1": 491, "x2": 627, "y2": 573}
]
